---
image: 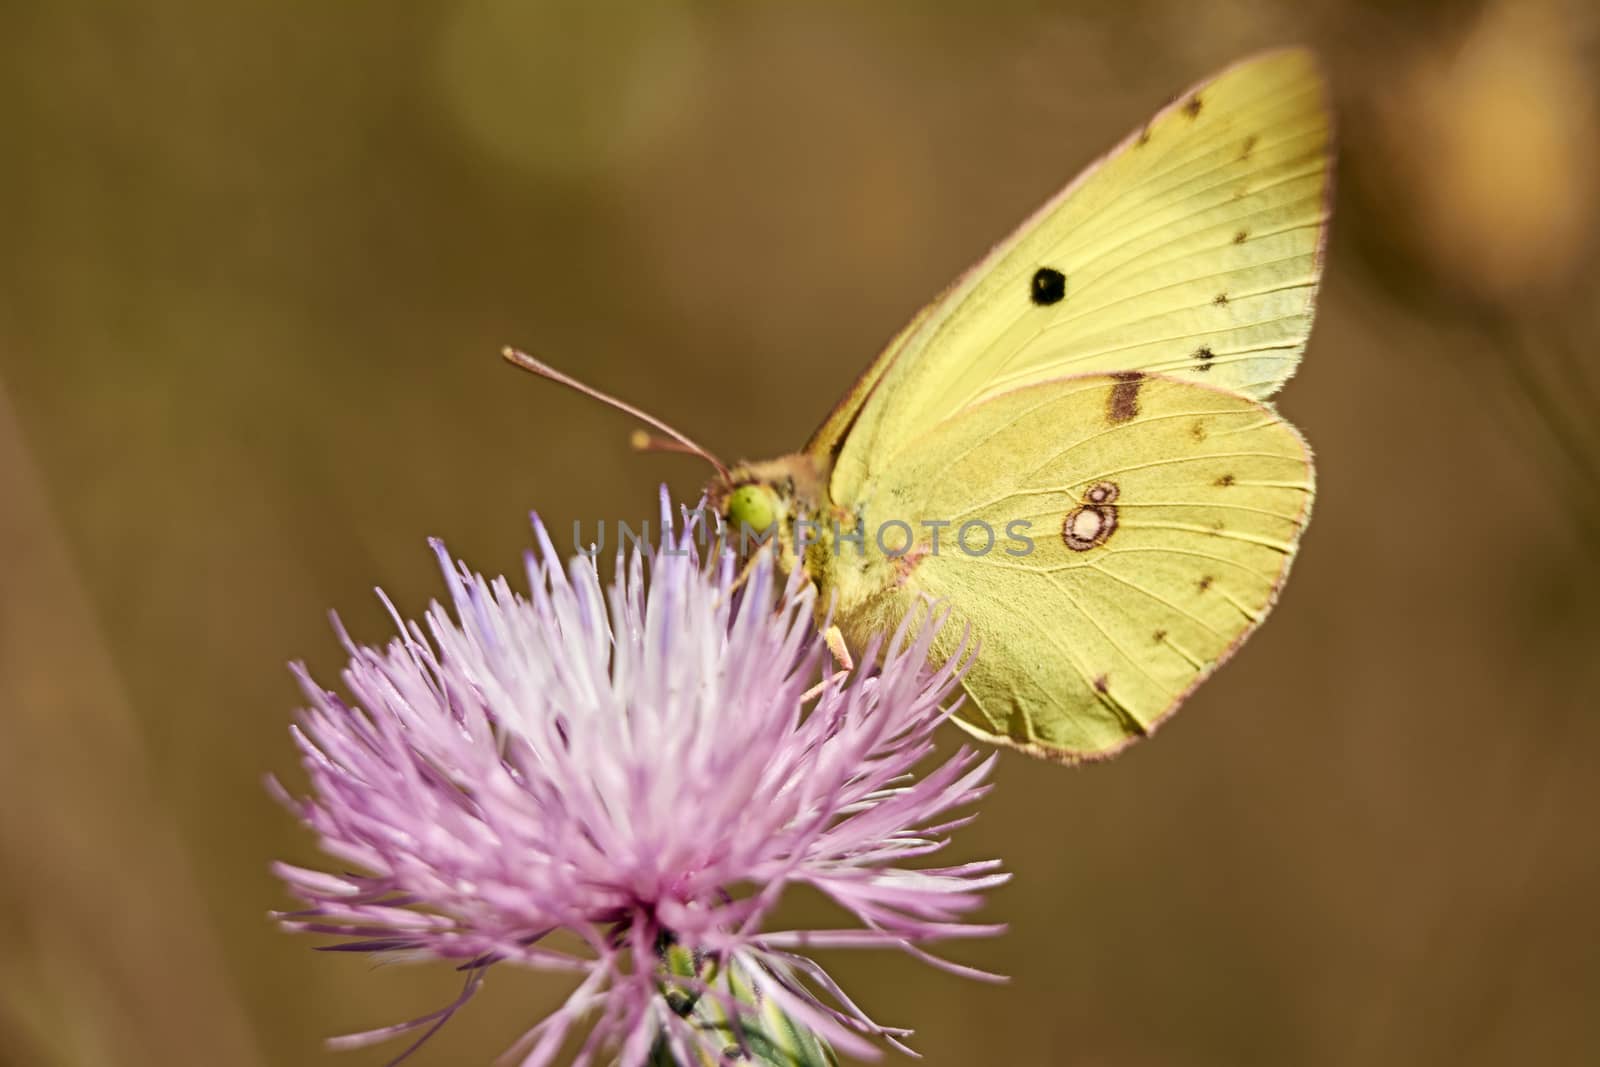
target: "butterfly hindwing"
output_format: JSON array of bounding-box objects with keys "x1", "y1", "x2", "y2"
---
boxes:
[{"x1": 832, "y1": 372, "x2": 1313, "y2": 761}]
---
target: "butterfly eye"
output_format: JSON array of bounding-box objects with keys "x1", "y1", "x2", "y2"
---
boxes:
[{"x1": 724, "y1": 484, "x2": 780, "y2": 538}]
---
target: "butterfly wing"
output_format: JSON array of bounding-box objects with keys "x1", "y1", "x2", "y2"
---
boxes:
[
  {"x1": 829, "y1": 372, "x2": 1313, "y2": 761},
  {"x1": 828, "y1": 48, "x2": 1332, "y2": 503}
]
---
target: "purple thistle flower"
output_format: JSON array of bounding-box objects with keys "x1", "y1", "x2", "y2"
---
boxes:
[{"x1": 273, "y1": 493, "x2": 1007, "y2": 1066}]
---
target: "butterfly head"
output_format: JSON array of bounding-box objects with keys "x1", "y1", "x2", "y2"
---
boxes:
[{"x1": 707, "y1": 455, "x2": 827, "y2": 579}]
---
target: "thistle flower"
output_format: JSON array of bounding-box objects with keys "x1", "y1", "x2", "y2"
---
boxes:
[{"x1": 273, "y1": 493, "x2": 1007, "y2": 1065}]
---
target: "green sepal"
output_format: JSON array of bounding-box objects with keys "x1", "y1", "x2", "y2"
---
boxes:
[{"x1": 647, "y1": 952, "x2": 837, "y2": 1067}]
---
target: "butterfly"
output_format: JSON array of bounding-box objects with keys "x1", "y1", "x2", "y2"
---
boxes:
[{"x1": 507, "y1": 48, "x2": 1333, "y2": 763}]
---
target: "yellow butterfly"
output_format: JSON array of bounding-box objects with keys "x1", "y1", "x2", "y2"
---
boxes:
[{"x1": 508, "y1": 48, "x2": 1332, "y2": 764}]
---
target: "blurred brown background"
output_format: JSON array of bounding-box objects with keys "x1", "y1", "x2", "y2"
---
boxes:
[{"x1": 3, "y1": 1, "x2": 1598, "y2": 1064}]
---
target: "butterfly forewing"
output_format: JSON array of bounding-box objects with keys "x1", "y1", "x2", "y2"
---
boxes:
[{"x1": 828, "y1": 48, "x2": 1331, "y2": 505}]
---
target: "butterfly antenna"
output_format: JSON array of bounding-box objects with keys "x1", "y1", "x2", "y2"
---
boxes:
[
  {"x1": 500, "y1": 347, "x2": 731, "y2": 481},
  {"x1": 629, "y1": 429, "x2": 710, "y2": 458}
]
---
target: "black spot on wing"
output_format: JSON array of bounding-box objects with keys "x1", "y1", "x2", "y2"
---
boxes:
[
  {"x1": 1194, "y1": 345, "x2": 1215, "y2": 372},
  {"x1": 1183, "y1": 94, "x2": 1203, "y2": 118},
  {"x1": 1030, "y1": 267, "x2": 1067, "y2": 305}
]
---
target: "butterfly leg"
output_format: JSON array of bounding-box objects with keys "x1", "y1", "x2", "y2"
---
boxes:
[
  {"x1": 824, "y1": 625, "x2": 854, "y2": 672},
  {"x1": 798, "y1": 626, "x2": 854, "y2": 704}
]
